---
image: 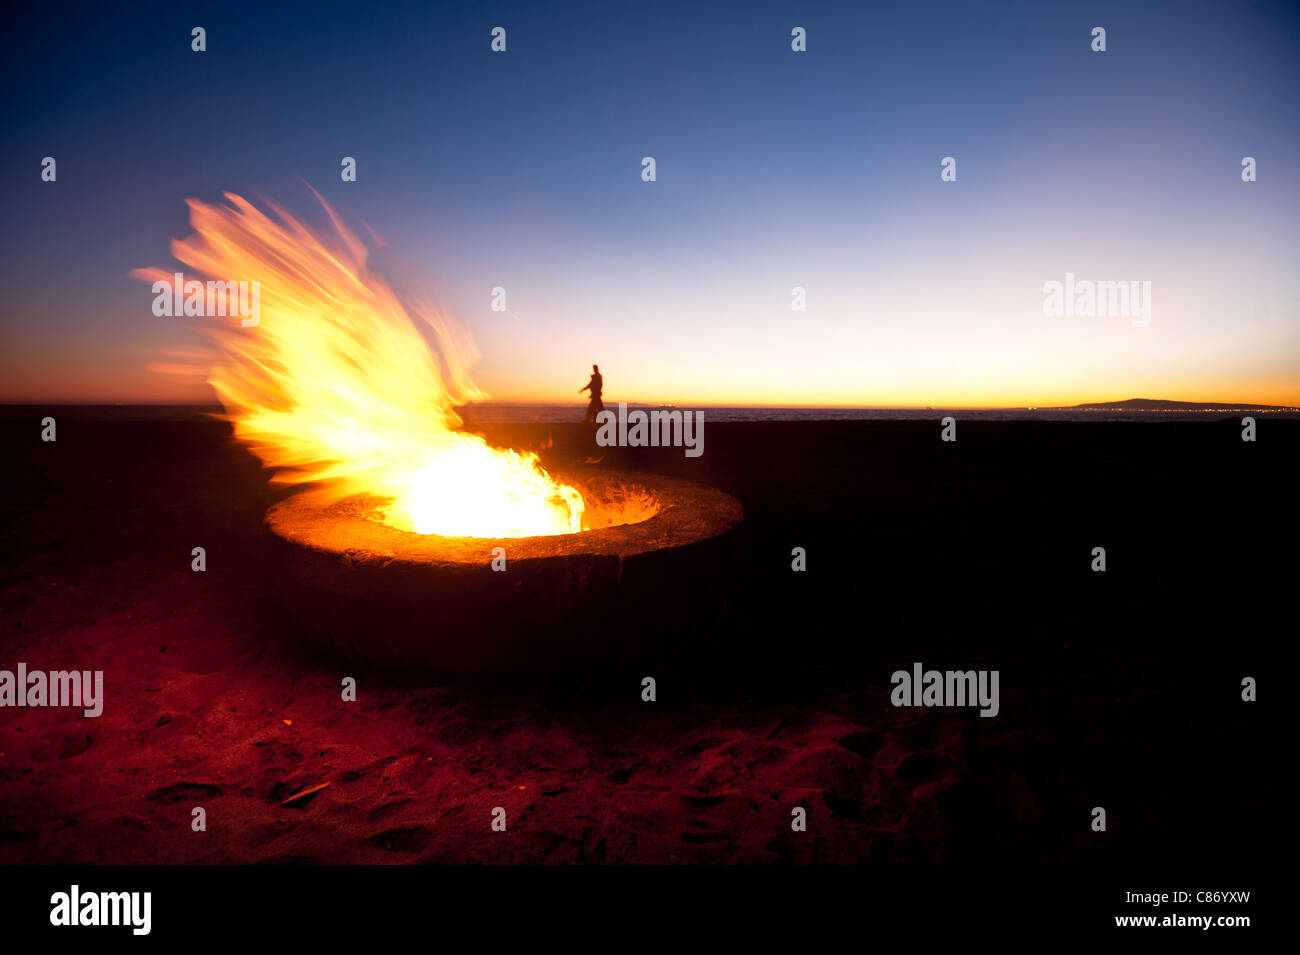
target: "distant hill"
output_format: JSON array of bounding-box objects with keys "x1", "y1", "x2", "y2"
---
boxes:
[{"x1": 1055, "y1": 398, "x2": 1289, "y2": 411}]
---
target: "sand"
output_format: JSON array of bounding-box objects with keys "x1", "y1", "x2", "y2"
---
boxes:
[{"x1": 0, "y1": 409, "x2": 1282, "y2": 864}]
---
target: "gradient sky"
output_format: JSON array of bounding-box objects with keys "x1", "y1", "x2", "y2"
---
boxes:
[{"x1": 2, "y1": 0, "x2": 1298, "y2": 406}]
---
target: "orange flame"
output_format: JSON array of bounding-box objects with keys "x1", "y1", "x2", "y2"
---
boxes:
[{"x1": 133, "y1": 191, "x2": 584, "y2": 537}]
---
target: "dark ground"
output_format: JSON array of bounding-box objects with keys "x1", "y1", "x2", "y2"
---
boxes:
[{"x1": 0, "y1": 408, "x2": 1285, "y2": 864}]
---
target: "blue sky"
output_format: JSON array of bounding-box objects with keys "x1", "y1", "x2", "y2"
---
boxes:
[{"x1": 2, "y1": 0, "x2": 1297, "y2": 404}]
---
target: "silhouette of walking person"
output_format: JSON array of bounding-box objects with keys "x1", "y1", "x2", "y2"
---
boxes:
[{"x1": 579, "y1": 364, "x2": 604, "y2": 422}]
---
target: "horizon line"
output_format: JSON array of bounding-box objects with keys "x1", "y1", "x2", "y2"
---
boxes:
[{"x1": 3, "y1": 397, "x2": 1297, "y2": 411}]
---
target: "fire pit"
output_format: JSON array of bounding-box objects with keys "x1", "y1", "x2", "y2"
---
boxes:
[
  {"x1": 139, "y1": 193, "x2": 743, "y2": 673},
  {"x1": 266, "y1": 468, "x2": 742, "y2": 674}
]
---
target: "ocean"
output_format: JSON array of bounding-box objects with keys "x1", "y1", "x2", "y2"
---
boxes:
[
  {"x1": 3, "y1": 403, "x2": 1295, "y2": 424},
  {"x1": 458, "y1": 403, "x2": 1300, "y2": 424}
]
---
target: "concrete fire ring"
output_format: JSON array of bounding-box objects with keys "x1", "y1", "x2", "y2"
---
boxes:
[{"x1": 265, "y1": 468, "x2": 743, "y2": 674}]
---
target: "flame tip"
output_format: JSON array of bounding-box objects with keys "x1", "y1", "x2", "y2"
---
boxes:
[{"x1": 140, "y1": 191, "x2": 585, "y2": 538}]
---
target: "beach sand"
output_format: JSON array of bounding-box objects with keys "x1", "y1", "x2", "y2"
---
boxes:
[{"x1": 0, "y1": 410, "x2": 1281, "y2": 864}]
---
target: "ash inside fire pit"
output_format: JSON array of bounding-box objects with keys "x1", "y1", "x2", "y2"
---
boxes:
[{"x1": 266, "y1": 469, "x2": 742, "y2": 674}]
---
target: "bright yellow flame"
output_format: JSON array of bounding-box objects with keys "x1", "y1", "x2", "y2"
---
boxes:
[{"x1": 133, "y1": 190, "x2": 584, "y2": 537}]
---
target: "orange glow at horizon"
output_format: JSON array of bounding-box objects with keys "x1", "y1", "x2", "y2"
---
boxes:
[
  {"x1": 4, "y1": 367, "x2": 1298, "y2": 410},
  {"x1": 467, "y1": 370, "x2": 1300, "y2": 411},
  {"x1": 3, "y1": 207, "x2": 1296, "y2": 412}
]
